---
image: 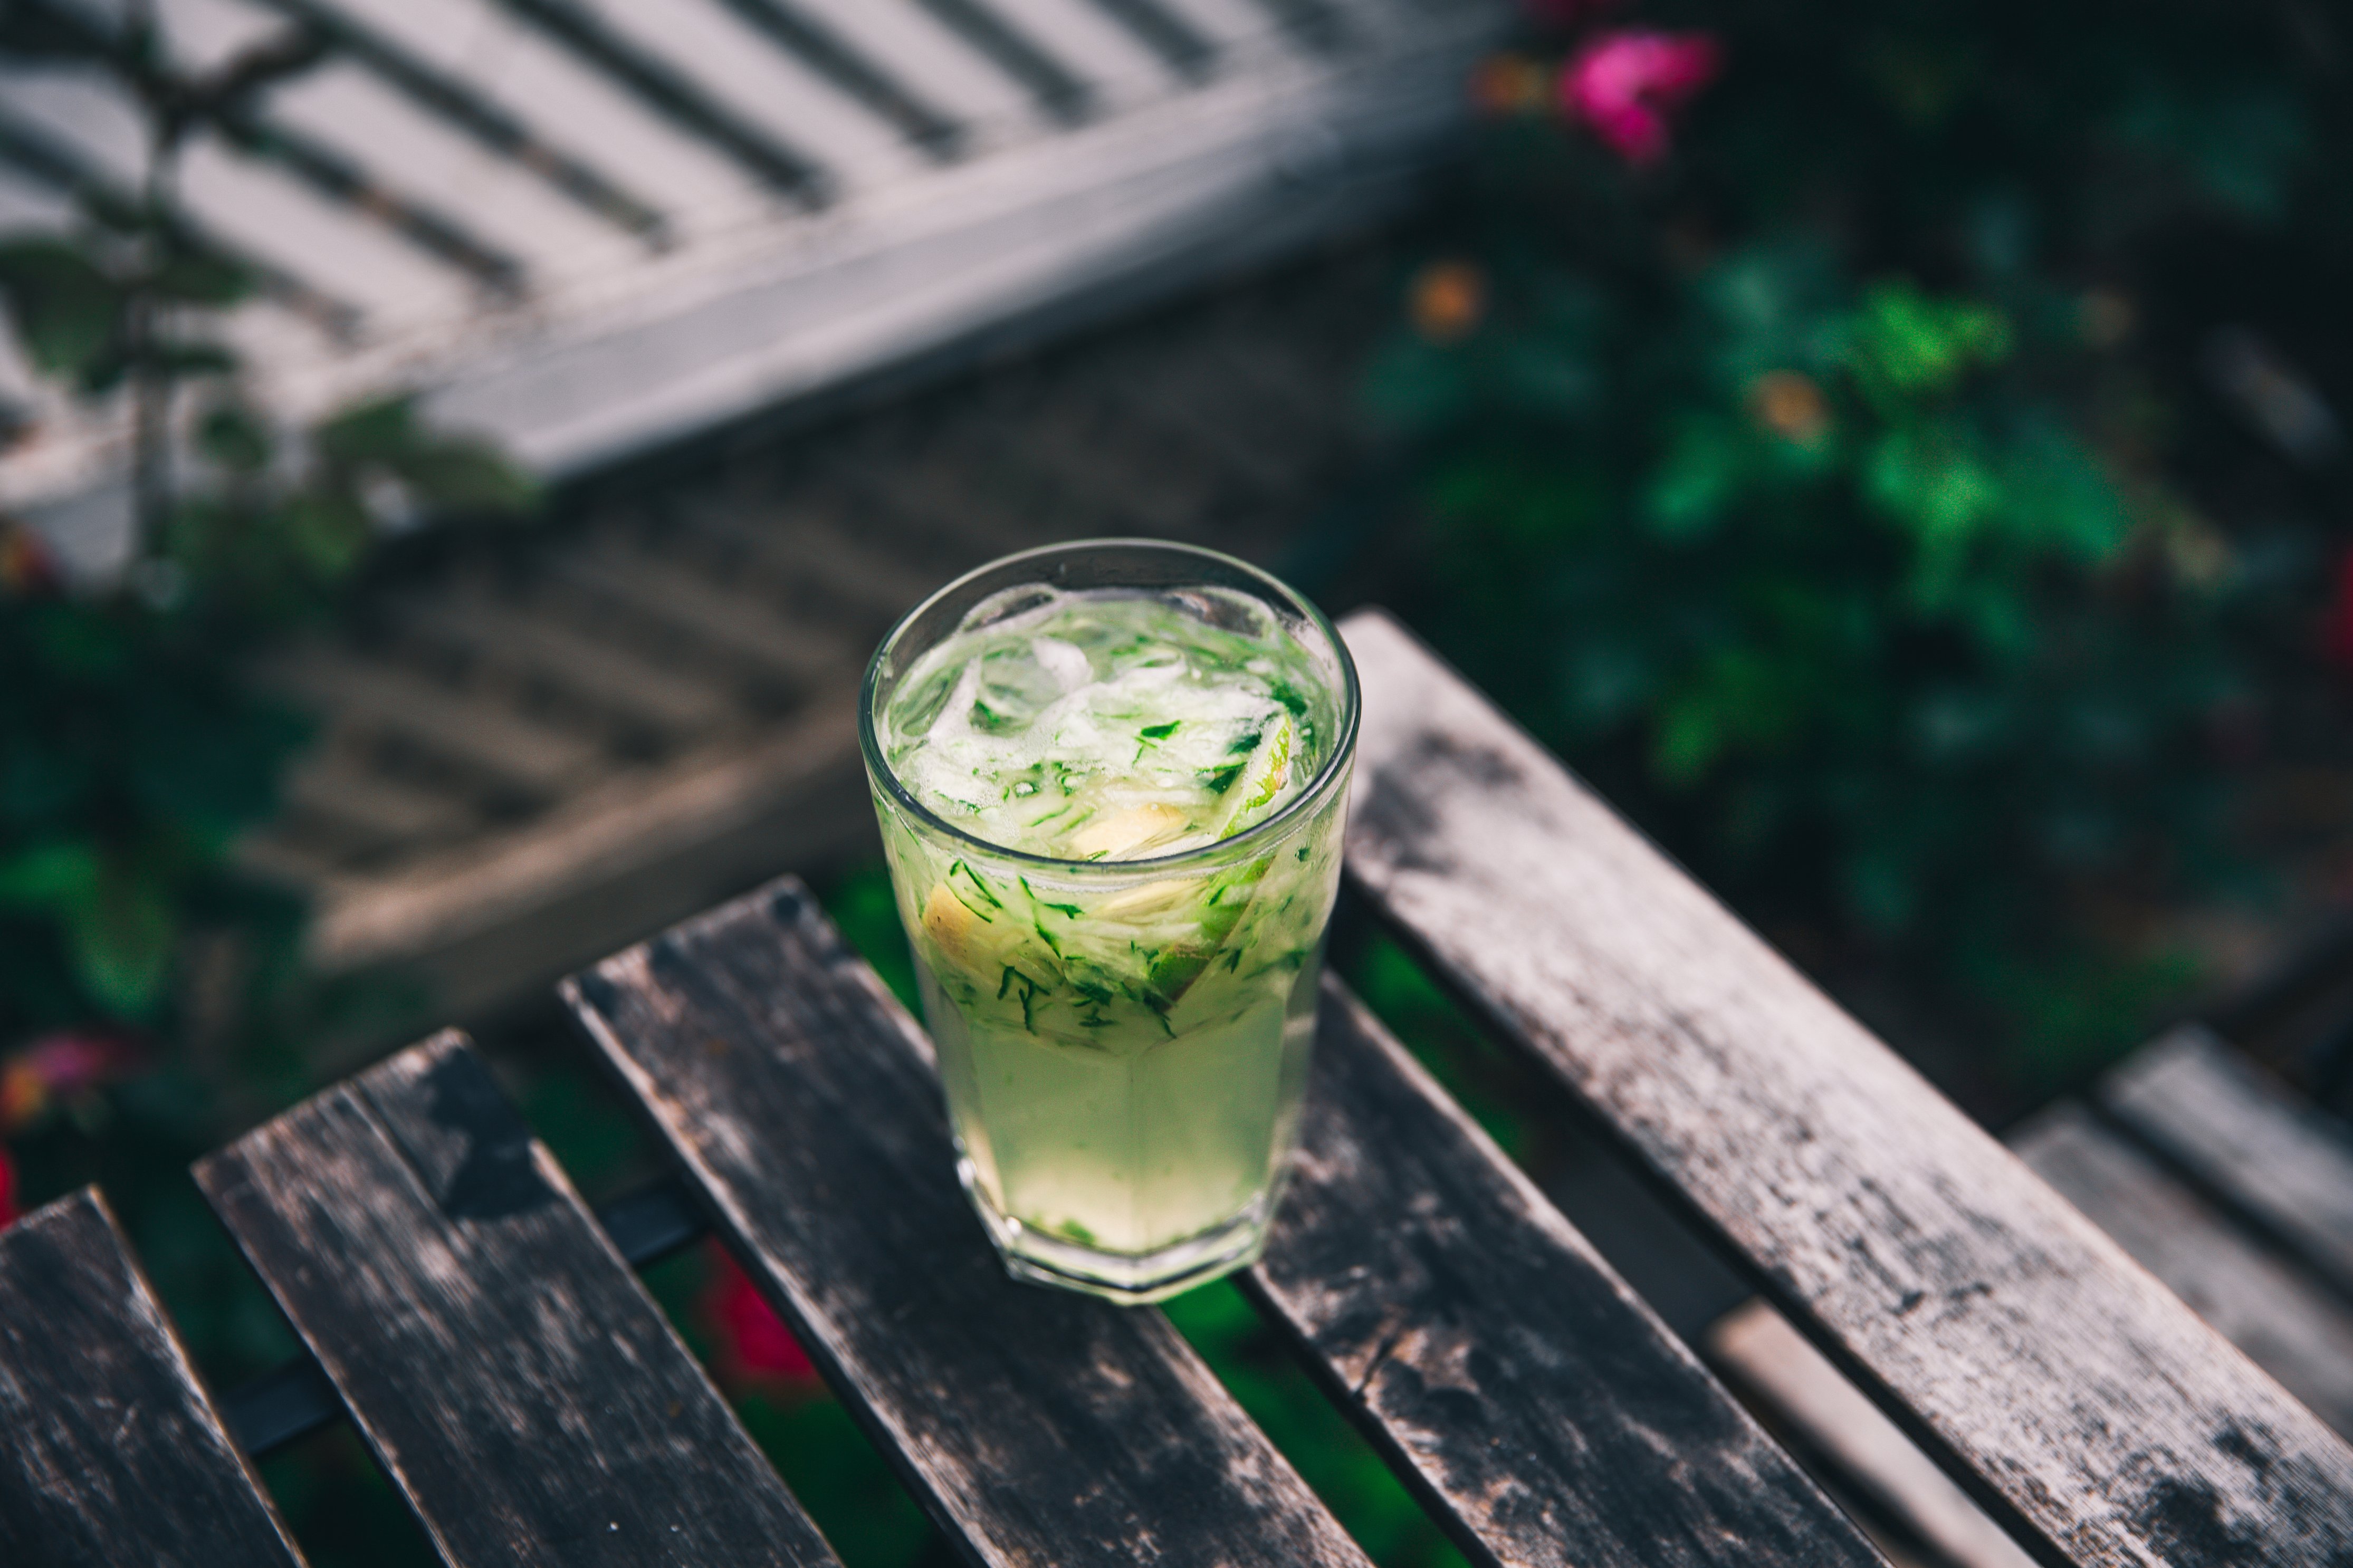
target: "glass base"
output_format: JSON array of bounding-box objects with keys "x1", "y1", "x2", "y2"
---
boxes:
[{"x1": 960, "y1": 1160, "x2": 1274, "y2": 1305}]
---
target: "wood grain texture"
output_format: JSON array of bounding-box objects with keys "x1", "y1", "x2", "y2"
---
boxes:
[
  {"x1": 1246, "y1": 978, "x2": 1891, "y2": 1568},
  {"x1": 2013, "y1": 1105, "x2": 2353, "y2": 1440},
  {"x1": 195, "y1": 1032, "x2": 838, "y2": 1568},
  {"x1": 563, "y1": 878, "x2": 1373, "y2": 1568},
  {"x1": 1336, "y1": 608, "x2": 2353, "y2": 1568},
  {"x1": 2098, "y1": 1026, "x2": 2353, "y2": 1303},
  {"x1": 0, "y1": 1189, "x2": 307, "y2": 1568},
  {"x1": 1707, "y1": 1301, "x2": 2040, "y2": 1568}
]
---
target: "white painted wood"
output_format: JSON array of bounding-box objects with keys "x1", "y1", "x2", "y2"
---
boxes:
[
  {"x1": 314, "y1": 0, "x2": 759, "y2": 227},
  {"x1": 3, "y1": 0, "x2": 1507, "y2": 538},
  {"x1": 578, "y1": 0, "x2": 922, "y2": 185},
  {"x1": 0, "y1": 165, "x2": 78, "y2": 232},
  {"x1": 1155, "y1": 0, "x2": 1308, "y2": 53},
  {"x1": 261, "y1": 63, "x2": 636, "y2": 281},
  {"x1": 424, "y1": 28, "x2": 1484, "y2": 471},
  {"x1": 782, "y1": 0, "x2": 1044, "y2": 135},
  {"x1": 0, "y1": 68, "x2": 151, "y2": 189},
  {"x1": 155, "y1": 0, "x2": 303, "y2": 75},
  {"x1": 304, "y1": 0, "x2": 493, "y2": 76},
  {"x1": 981, "y1": 0, "x2": 1180, "y2": 102},
  {"x1": 176, "y1": 130, "x2": 473, "y2": 324}
]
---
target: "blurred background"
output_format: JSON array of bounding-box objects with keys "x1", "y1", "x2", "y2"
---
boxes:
[{"x1": 3, "y1": 0, "x2": 2351, "y2": 1561}]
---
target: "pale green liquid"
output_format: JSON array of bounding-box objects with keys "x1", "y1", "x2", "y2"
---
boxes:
[
  {"x1": 918, "y1": 941, "x2": 1321, "y2": 1254},
  {"x1": 876, "y1": 587, "x2": 1346, "y2": 1271}
]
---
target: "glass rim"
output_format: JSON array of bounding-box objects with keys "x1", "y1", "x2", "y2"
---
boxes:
[{"x1": 857, "y1": 537, "x2": 1362, "y2": 876}]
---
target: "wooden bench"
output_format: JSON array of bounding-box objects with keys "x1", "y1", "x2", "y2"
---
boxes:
[
  {"x1": 8, "y1": 609, "x2": 2353, "y2": 1567},
  {"x1": 1713, "y1": 1024, "x2": 2353, "y2": 1567}
]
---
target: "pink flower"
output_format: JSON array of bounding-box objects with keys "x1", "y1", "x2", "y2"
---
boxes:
[
  {"x1": 701, "y1": 1243, "x2": 819, "y2": 1391},
  {"x1": 0, "y1": 1030, "x2": 142, "y2": 1136},
  {"x1": 1560, "y1": 30, "x2": 1724, "y2": 167}
]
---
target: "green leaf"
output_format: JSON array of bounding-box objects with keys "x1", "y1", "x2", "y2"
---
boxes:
[
  {"x1": 1998, "y1": 431, "x2": 2129, "y2": 561},
  {"x1": 64, "y1": 867, "x2": 178, "y2": 1019},
  {"x1": 1865, "y1": 427, "x2": 1999, "y2": 544},
  {"x1": 0, "y1": 237, "x2": 123, "y2": 381},
  {"x1": 196, "y1": 402, "x2": 274, "y2": 473},
  {"x1": 1645, "y1": 415, "x2": 1745, "y2": 539},
  {"x1": 387, "y1": 443, "x2": 540, "y2": 516},
  {"x1": 312, "y1": 397, "x2": 420, "y2": 463},
  {"x1": 1651, "y1": 691, "x2": 1727, "y2": 786},
  {"x1": 151, "y1": 251, "x2": 251, "y2": 307},
  {"x1": 0, "y1": 841, "x2": 101, "y2": 911},
  {"x1": 1847, "y1": 282, "x2": 2011, "y2": 411},
  {"x1": 276, "y1": 492, "x2": 374, "y2": 582},
  {"x1": 144, "y1": 340, "x2": 239, "y2": 380},
  {"x1": 313, "y1": 398, "x2": 540, "y2": 518},
  {"x1": 0, "y1": 840, "x2": 173, "y2": 1015}
]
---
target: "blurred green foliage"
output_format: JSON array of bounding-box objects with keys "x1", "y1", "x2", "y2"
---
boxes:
[
  {"x1": 1363, "y1": 0, "x2": 2352, "y2": 1092},
  {"x1": 0, "y1": 11, "x2": 539, "y2": 1557},
  {"x1": 0, "y1": 0, "x2": 536, "y2": 1083},
  {"x1": 0, "y1": 24, "x2": 537, "y2": 1083},
  {"x1": 0, "y1": 391, "x2": 531, "y2": 1048}
]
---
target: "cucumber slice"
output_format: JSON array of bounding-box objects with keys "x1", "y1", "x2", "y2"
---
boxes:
[{"x1": 1215, "y1": 715, "x2": 1297, "y2": 840}]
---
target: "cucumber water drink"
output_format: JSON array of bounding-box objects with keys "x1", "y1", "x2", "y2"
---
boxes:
[{"x1": 861, "y1": 542, "x2": 1359, "y2": 1303}]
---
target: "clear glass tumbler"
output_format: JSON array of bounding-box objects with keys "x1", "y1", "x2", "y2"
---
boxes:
[{"x1": 858, "y1": 540, "x2": 1361, "y2": 1303}]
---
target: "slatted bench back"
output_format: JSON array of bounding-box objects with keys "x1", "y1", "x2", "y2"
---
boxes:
[
  {"x1": 1333, "y1": 608, "x2": 2353, "y2": 1566},
  {"x1": 1, "y1": 0, "x2": 1502, "y2": 537}
]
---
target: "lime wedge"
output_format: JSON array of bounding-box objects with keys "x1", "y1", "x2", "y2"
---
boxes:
[{"x1": 1066, "y1": 803, "x2": 1190, "y2": 861}]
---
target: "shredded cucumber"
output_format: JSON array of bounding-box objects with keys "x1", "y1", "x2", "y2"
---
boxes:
[{"x1": 881, "y1": 589, "x2": 1344, "y2": 1034}]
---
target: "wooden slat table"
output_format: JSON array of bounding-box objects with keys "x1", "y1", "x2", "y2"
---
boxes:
[
  {"x1": 7, "y1": 606, "x2": 2353, "y2": 1567},
  {"x1": 0, "y1": 1194, "x2": 304, "y2": 1567},
  {"x1": 1336, "y1": 611, "x2": 2353, "y2": 1567},
  {"x1": 195, "y1": 1033, "x2": 840, "y2": 1568}
]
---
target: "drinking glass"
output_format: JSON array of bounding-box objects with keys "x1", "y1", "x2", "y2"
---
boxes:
[{"x1": 858, "y1": 540, "x2": 1360, "y2": 1303}]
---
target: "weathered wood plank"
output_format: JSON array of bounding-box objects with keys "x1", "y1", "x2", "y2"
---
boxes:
[
  {"x1": 563, "y1": 878, "x2": 1372, "y2": 1568},
  {"x1": 1707, "y1": 1301, "x2": 2040, "y2": 1568},
  {"x1": 1336, "y1": 608, "x2": 2353, "y2": 1568},
  {"x1": 397, "y1": 591, "x2": 737, "y2": 739},
  {"x1": 0, "y1": 1188, "x2": 308, "y2": 1568},
  {"x1": 553, "y1": 545, "x2": 846, "y2": 688},
  {"x1": 1716, "y1": 1099, "x2": 2353, "y2": 1568},
  {"x1": 266, "y1": 649, "x2": 606, "y2": 796},
  {"x1": 195, "y1": 1031, "x2": 839, "y2": 1568},
  {"x1": 217, "y1": 1173, "x2": 714, "y2": 1461},
  {"x1": 2013, "y1": 1104, "x2": 2353, "y2": 1440},
  {"x1": 1246, "y1": 979, "x2": 1891, "y2": 1568},
  {"x1": 2098, "y1": 1026, "x2": 2353, "y2": 1304}
]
